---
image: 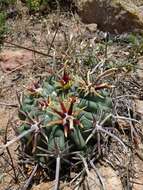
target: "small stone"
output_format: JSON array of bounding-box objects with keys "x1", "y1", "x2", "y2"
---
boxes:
[{"x1": 86, "y1": 23, "x2": 97, "y2": 32}]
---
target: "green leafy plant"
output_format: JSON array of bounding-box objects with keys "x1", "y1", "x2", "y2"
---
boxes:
[{"x1": 26, "y1": 0, "x2": 42, "y2": 11}]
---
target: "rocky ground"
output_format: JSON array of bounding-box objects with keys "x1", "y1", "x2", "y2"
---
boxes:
[{"x1": 0, "y1": 1, "x2": 143, "y2": 190}]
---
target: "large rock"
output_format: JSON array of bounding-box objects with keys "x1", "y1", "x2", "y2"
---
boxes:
[{"x1": 75, "y1": 0, "x2": 143, "y2": 33}]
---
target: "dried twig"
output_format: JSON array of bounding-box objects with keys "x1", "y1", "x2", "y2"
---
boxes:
[
  {"x1": 0, "y1": 102, "x2": 18, "y2": 107},
  {"x1": 3, "y1": 40, "x2": 53, "y2": 57},
  {"x1": 4, "y1": 115, "x2": 18, "y2": 182},
  {"x1": 47, "y1": 24, "x2": 59, "y2": 56},
  {"x1": 70, "y1": 170, "x2": 84, "y2": 185}
]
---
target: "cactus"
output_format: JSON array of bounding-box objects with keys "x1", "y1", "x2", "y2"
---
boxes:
[
  {"x1": 17, "y1": 69, "x2": 114, "y2": 156},
  {"x1": 3, "y1": 68, "x2": 117, "y2": 188}
]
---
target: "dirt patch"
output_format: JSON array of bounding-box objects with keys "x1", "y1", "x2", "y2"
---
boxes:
[
  {"x1": 0, "y1": 107, "x2": 18, "y2": 190},
  {"x1": 0, "y1": 50, "x2": 33, "y2": 72},
  {"x1": 0, "y1": 3, "x2": 143, "y2": 189}
]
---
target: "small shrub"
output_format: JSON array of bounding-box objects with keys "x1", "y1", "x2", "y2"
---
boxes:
[{"x1": 26, "y1": 0, "x2": 42, "y2": 11}]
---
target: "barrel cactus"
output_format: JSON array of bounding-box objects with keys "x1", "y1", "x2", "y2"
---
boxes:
[{"x1": 16, "y1": 68, "x2": 116, "y2": 184}]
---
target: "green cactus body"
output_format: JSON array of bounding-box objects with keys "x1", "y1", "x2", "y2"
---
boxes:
[
  {"x1": 79, "y1": 111, "x2": 93, "y2": 130},
  {"x1": 70, "y1": 126, "x2": 86, "y2": 150},
  {"x1": 17, "y1": 72, "x2": 113, "y2": 167},
  {"x1": 48, "y1": 126, "x2": 65, "y2": 151},
  {"x1": 78, "y1": 90, "x2": 112, "y2": 114},
  {"x1": 78, "y1": 98, "x2": 98, "y2": 113}
]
